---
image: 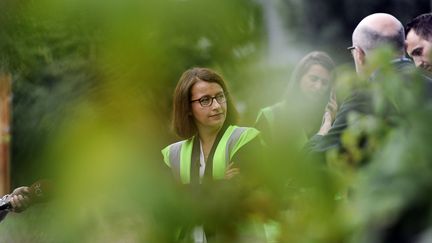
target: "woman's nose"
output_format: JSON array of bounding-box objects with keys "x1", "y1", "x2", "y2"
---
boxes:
[
  {"x1": 314, "y1": 81, "x2": 323, "y2": 91},
  {"x1": 211, "y1": 98, "x2": 221, "y2": 109}
]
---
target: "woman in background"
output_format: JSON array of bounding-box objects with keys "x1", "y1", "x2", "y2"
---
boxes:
[
  {"x1": 255, "y1": 51, "x2": 337, "y2": 146},
  {"x1": 254, "y1": 51, "x2": 338, "y2": 243}
]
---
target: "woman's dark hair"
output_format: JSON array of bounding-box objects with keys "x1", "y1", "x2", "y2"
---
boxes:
[
  {"x1": 172, "y1": 67, "x2": 238, "y2": 139},
  {"x1": 284, "y1": 51, "x2": 336, "y2": 100}
]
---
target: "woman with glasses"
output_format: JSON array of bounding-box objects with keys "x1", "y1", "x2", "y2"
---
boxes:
[
  {"x1": 255, "y1": 51, "x2": 337, "y2": 146},
  {"x1": 161, "y1": 67, "x2": 264, "y2": 242}
]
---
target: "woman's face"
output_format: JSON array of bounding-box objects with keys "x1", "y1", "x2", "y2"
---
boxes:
[
  {"x1": 299, "y1": 64, "x2": 332, "y2": 100},
  {"x1": 190, "y1": 80, "x2": 227, "y2": 134}
]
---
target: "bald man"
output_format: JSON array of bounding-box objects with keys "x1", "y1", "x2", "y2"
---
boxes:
[
  {"x1": 350, "y1": 13, "x2": 409, "y2": 76},
  {"x1": 305, "y1": 13, "x2": 417, "y2": 156}
]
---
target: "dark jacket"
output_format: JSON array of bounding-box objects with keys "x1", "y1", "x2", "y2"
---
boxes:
[{"x1": 304, "y1": 58, "x2": 431, "y2": 157}]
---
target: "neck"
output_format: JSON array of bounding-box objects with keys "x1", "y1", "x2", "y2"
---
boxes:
[
  {"x1": 197, "y1": 126, "x2": 222, "y2": 162},
  {"x1": 198, "y1": 127, "x2": 221, "y2": 146}
]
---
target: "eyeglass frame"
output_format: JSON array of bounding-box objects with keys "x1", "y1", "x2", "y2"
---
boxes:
[
  {"x1": 190, "y1": 92, "x2": 227, "y2": 107},
  {"x1": 347, "y1": 46, "x2": 356, "y2": 52}
]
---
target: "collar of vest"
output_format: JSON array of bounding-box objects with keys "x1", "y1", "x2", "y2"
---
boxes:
[{"x1": 161, "y1": 125, "x2": 259, "y2": 184}]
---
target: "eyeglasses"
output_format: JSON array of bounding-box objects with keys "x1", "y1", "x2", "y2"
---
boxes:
[{"x1": 190, "y1": 93, "x2": 226, "y2": 107}]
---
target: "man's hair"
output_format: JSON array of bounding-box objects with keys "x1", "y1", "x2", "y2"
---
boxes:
[
  {"x1": 172, "y1": 67, "x2": 238, "y2": 139},
  {"x1": 406, "y1": 13, "x2": 432, "y2": 41},
  {"x1": 356, "y1": 26, "x2": 405, "y2": 55}
]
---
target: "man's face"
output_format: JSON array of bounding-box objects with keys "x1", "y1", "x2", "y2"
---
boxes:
[{"x1": 406, "y1": 30, "x2": 432, "y2": 73}]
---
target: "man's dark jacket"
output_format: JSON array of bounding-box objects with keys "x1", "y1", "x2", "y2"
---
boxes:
[{"x1": 304, "y1": 58, "x2": 432, "y2": 154}]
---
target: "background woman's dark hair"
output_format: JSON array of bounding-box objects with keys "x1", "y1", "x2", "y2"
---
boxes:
[
  {"x1": 172, "y1": 67, "x2": 239, "y2": 139},
  {"x1": 284, "y1": 51, "x2": 336, "y2": 100}
]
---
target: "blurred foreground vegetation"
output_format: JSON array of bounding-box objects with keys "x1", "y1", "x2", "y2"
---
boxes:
[{"x1": 0, "y1": 0, "x2": 432, "y2": 242}]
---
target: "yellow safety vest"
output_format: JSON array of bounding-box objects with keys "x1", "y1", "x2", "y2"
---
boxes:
[{"x1": 161, "y1": 125, "x2": 260, "y2": 184}]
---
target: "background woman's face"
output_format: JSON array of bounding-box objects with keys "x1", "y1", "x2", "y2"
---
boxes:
[
  {"x1": 190, "y1": 81, "x2": 227, "y2": 133},
  {"x1": 299, "y1": 64, "x2": 332, "y2": 100}
]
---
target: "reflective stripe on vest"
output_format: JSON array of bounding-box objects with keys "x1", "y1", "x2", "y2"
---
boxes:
[{"x1": 161, "y1": 125, "x2": 259, "y2": 184}]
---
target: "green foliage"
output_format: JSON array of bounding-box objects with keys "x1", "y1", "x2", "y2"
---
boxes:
[
  {"x1": 2, "y1": 0, "x2": 263, "y2": 184},
  {"x1": 2, "y1": 1, "x2": 432, "y2": 243}
]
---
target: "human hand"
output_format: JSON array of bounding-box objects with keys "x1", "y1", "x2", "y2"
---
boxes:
[
  {"x1": 317, "y1": 112, "x2": 333, "y2": 135},
  {"x1": 326, "y1": 89, "x2": 338, "y2": 123},
  {"x1": 9, "y1": 186, "x2": 30, "y2": 213},
  {"x1": 317, "y1": 90, "x2": 338, "y2": 136},
  {"x1": 225, "y1": 162, "x2": 240, "y2": 180}
]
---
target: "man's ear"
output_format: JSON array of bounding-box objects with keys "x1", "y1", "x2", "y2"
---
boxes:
[{"x1": 357, "y1": 47, "x2": 366, "y2": 65}]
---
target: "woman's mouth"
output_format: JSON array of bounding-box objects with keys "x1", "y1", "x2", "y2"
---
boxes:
[{"x1": 209, "y1": 113, "x2": 224, "y2": 118}]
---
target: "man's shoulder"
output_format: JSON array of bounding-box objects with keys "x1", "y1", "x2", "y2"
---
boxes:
[
  {"x1": 338, "y1": 90, "x2": 371, "y2": 113},
  {"x1": 392, "y1": 58, "x2": 415, "y2": 72}
]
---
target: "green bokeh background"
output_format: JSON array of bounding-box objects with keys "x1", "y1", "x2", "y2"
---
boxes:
[{"x1": 1, "y1": 0, "x2": 432, "y2": 242}]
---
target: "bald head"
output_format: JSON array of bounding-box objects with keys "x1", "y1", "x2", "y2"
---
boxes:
[{"x1": 352, "y1": 13, "x2": 405, "y2": 56}]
